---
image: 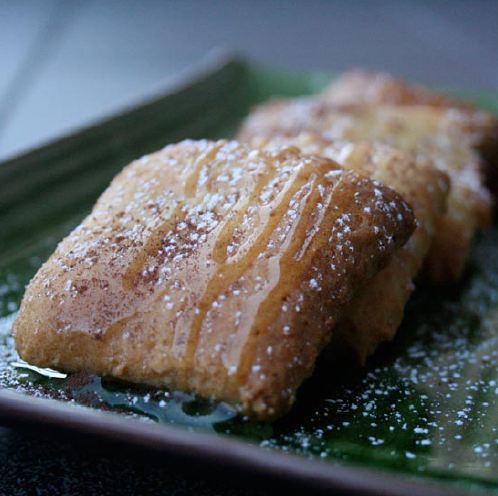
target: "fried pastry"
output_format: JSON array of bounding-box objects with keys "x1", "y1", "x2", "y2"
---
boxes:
[
  {"x1": 322, "y1": 69, "x2": 473, "y2": 109},
  {"x1": 322, "y1": 70, "x2": 498, "y2": 190},
  {"x1": 248, "y1": 132, "x2": 449, "y2": 362},
  {"x1": 14, "y1": 139, "x2": 415, "y2": 419},
  {"x1": 238, "y1": 99, "x2": 492, "y2": 282}
]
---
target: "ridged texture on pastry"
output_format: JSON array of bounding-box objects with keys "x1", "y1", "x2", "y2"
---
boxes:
[
  {"x1": 238, "y1": 99, "x2": 492, "y2": 282},
  {"x1": 14, "y1": 139, "x2": 415, "y2": 419},
  {"x1": 247, "y1": 132, "x2": 449, "y2": 362}
]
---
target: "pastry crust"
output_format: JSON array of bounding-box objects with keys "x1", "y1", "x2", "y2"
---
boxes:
[
  {"x1": 322, "y1": 70, "x2": 498, "y2": 192},
  {"x1": 238, "y1": 99, "x2": 492, "y2": 282},
  {"x1": 247, "y1": 132, "x2": 449, "y2": 362},
  {"x1": 322, "y1": 70, "x2": 474, "y2": 109},
  {"x1": 14, "y1": 139, "x2": 415, "y2": 419}
]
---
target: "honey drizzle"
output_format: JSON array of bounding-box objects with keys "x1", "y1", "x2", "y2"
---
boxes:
[
  {"x1": 169, "y1": 158, "x2": 278, "y2": 359},
  {"x1": 122, "y1": 143, "x2": 224, "y2": 291},
  {"x1": 122, "y1": 201, "x2": 184, "y2": 291},
  {"x1": 211, "y1": 166, "x2": 277, "y2": 264},
  {"x1": 184, "y1": 142, "x2": 225, "y2": 198},
  {"x1": 223, "y1": 176, "x2": 320, "y2": 377},
  {"x1": 237, "y1": 175, "x2": 344, "y2": 385},
  {"x1": 183, "y1": 163, "x2": 311, "y2": 372},
  {"x1": 293, "y1": 176, "x2": 338, "y2": 262}
]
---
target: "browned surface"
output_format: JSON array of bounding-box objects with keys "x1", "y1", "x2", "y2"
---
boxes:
[
  {"x1": 322, "y1": 70, "x2": 498, "y2": 193},
  {"x1": 246, "y1": 133, "x2": 448, "y2": 362},
  {"x1": 238, "y1": 100, "x2": 492, "y2": 282},
  {"x1": 13, "y1": 139, "x2": 414, "y2": 419},
  {"x1": 321, "y1": 70, "x2": 474, "y2": 109}
]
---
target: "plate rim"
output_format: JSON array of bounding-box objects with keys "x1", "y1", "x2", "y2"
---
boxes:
[{"x1": 0, "y1": 389, "x2": 467, "y2": 496}]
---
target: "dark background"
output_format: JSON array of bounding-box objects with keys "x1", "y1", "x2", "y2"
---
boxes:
[{"x1": 1, "y1": 1, "x2": 497, "y2": 494}]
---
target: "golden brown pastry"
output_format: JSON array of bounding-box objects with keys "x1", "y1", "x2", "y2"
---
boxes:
[
  {"x1": 322, "y1": 70, "x2": 498, "y2": 190},
  {"x1": 238, "y1": 99, "x2": 492, "y2": 282},
  {"x1": 248, "y1": 132, "x2": 449, "y2": 362},
  {"x1": 322, "y1": 69, "x2": 474, "y2": 109},
  {"x1": 14, "y1": 139, "x2": 415, "y2": 419}
]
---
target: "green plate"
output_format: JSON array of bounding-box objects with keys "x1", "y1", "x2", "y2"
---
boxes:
[{"x1": 1, "y1": 54, "x2": 498, "y2": 496}]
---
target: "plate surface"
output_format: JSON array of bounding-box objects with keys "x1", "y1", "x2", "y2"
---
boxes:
[{"x1": 1, "y1": 54, "x2": 498, "y2": 496}]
